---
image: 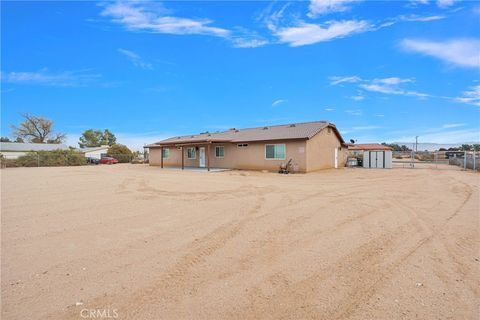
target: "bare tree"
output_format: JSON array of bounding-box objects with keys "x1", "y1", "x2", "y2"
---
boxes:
[{"x1": 10, "y1": 114, "x2": 66, "y2": 144}]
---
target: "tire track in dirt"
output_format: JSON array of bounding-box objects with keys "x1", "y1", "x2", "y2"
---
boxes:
[
  {"x1": 57, "y1": 189, "x2": 267, "y2": 320},
  {"x1": 237, "y1": 218, "x2": 428, "y2": 320}
]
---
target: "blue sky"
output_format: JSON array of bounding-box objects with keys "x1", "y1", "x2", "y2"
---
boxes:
[{"x1": 1, "y1": 0, "x2": 479, "y2": 150}]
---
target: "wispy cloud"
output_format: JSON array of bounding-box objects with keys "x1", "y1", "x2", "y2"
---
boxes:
[
  {"x1": 329, "y1": 75, "x2": 361, "y2": 85},
  {"x1": 352, "y1": 125, "x2": 382, "y2": 130},
  {"x1": 101, "y1": 1, "x2": 229, "y2": 37},
  {"x1": 325, "y1": 107, "x2": 335, "y2": 111},
  {"x1": 308, "y1": 0, "x2": 360, "y2": 17},
  {"x1": 350, "y1": 95, "x2": 365, "y2": 101},
  {"x1": 272, "y1": 99, "x2": 287, "y2": 107},
  {"x1": 274, "y1": 20, "x2": 371, "y2": 47},
  {"x1": 400, "y1": 38, "x2": 480, "y2": 68},
  {"x1": 231, "y1": 36, "x2": 268, "y2": 48},
  {"x1": 118, "y1": 48, "x2": 152, "y2": 69},
  {"x1": 437, "y1": 0, "x2": 458, "y2": 8},
  {"x1": 1, "y1": 69, "x2": 102, "y2": 87},
  {"x1": 442, "y1": 123, "x2": 465, "y2": 128},
  {"x1": 345, "y1": 109, "x2": 363, "y2": 116},
  {"x1": 398, "y1": 14, "x2": 446, "y2": 22},
  {"x1": 331, "y1": 76, "x2": 429, "y2": 98},
  {"x1": 453, "y1": 85, "x2": 480, "y2": 106}
]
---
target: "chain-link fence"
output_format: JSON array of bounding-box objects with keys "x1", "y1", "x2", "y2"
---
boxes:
[
  {"x1": 392, "y1": 150, "x2": 479, "y2": 171},
  {"x1": 1, "y1": 152, "x2": 145, "y2": 168}
]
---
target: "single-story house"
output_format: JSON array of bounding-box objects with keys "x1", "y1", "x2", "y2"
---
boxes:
[
  {"x1": 146, "y1": 121, "x2": 347, "y2": 172},
  {"x1": 347, "y1": 144, "x2": 393, "y2": 169},
  {"x1": 80, "y1": 145, "x2": 109, "y2": 159},
  {"x1": 0, "y1": 142, "x2": 70, "y2": 159}
]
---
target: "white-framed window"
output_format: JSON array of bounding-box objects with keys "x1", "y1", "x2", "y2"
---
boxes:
[
  {"x1": 265, "y1": 144, "x2": 286, "y2": 160},
  {"x1": 187, "y1": 147, "x2": 196, "y2": 159},
  {"x1": 237, "y1": 143, "x2": 248, "y2": 148},
  {"x1": 215, "y1": 146, "x2": 225, "y2": 158},
  {"x1": 162, "y1": 148, "x2": 170, "y2": 158}
]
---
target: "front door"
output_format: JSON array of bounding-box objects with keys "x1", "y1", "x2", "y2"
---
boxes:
[{"x1": 199, "y1": 147, "x2": 206, "y2": 167}]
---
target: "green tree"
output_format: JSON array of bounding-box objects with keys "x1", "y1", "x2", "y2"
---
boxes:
[
  {"x1": 79, "y1": 129, "x2": 116, "y2": 148},
  {"x1": 472, "y1": 144, "x2": 480, "y2": 151},
  {"x1": 107, "y1": 144, "x2": 132, "y2": 163},
  {"x1": 11, "y1": 113, "x2": 65, "y2": 143},
  {"x1": 461, "y1": 144, "x2": 472, "y2": 151},
  {"x1": 0, "y1": 137, "x2": 11, "y2": 142},
  {"x1": 15, "y1": 137, "x2": 24, "y2": 143}
]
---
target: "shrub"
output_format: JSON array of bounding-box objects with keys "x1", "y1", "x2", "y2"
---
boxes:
[
  {"x1": 107, "y1": 144, "x2": 133, "y2": 163},
  {"x1": 2, "y1": 150, "x2": 86, "y2": 168}
]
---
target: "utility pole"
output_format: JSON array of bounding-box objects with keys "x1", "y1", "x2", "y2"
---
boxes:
[{"x1": 415, "y1": 136, "x2": 418, "y2": 153}]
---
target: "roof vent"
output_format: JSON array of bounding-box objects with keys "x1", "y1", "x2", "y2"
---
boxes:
[
  {"x1": 289, "y1": 124, "x2": 296, "y2": 127},
  {"x1": 263, "y1": 127, "x2": 268, "y2": 130}
]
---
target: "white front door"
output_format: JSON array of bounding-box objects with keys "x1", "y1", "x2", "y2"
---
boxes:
[{"x1": 199, "y1": 147, "x2": 206, "y2": 167}]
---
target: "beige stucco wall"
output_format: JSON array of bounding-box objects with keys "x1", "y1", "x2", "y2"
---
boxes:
[
  {"x1": 305, "y1": 128, "x2": 346, "y2": 172},
  {"x1": 149, "y1": 139, "x2": 307, "y2": 172}
]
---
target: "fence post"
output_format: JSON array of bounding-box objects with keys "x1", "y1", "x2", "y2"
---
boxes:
[
  {"x1": 473, "y1": 152, "x2": 476, "y2": 171},
  {"x1": 463, "y1": 151, "x2": 467, "y2": 170},
  {"x1": 37, "y1": 153, "x2": 40, "y2": 167}
]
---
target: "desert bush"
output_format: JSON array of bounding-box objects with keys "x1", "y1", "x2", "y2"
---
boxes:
[
  {"x1": 3, "y1": 150, "x2": 86, "y2": 168},
  {"x1": 107, "y1": 144, "x2": 133, "y2": 163}
]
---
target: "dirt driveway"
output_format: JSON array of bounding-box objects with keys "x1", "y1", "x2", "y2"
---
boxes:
[{"x1": 1, "y1": 165, "x2": 478, "y2": 319}]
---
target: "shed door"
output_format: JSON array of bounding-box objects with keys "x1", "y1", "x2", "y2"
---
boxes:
[
  {"x1": 376, "y1": 151, "x2": 384, "y2": 168},
  {"x1": 369, "y1": 151, "x2": 376, "y2": 168}
]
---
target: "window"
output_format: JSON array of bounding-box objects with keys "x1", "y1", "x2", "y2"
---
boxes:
[
  {"x1": 187, "y1": 147, "x2": 196, "y2": 159},
  {"x1": 215, "y1": 146, "x2": 224, "y2": 158},
  {"x1": 237, "y1": 143, "x2": 248, "y2": 148},
  {"x1": 265, "y1": 144, "x2": 286, "y2": 160},
  {"x1": 162, "y1": 148, "x2": 170, "y2": 158}
]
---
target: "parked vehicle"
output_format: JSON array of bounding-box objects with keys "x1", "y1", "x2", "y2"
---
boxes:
[
  {"x1": 99, "y1": 157, "x2": 118, "y2": 164},
  {"x1": 86, "y1": 157, "x2": 100, "y2": 165}
]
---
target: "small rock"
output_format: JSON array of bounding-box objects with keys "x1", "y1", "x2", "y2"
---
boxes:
[
  {"x1": 75, "y1": 302, "x2": 83, "y2": 306},
  {"x1": 416, "y1": 282, "x2": 423, "y2": 287}
]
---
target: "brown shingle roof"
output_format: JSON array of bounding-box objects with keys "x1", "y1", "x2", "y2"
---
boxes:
[
  {"x1": 347, "y1": 143, "x2": 393, "y2": 151},
  {"x1": 147, "y1": 121, "x2": 344, "y2": 147}
]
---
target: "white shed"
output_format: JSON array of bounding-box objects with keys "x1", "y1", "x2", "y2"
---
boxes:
[
  {"x1": 81, "y1": 146, "x2": 109, "y2": 159},
  {"x1": 347, "y1": 144, "x2": 393, "y2": 169}
]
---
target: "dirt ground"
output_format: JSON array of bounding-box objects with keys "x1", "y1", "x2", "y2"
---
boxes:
[{"x1": 1, "y1": 165, "x2": 479, "y2": 320}]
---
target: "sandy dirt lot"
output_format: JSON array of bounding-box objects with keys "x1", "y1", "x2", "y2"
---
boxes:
[{"x1": 1, "y1": 165, "x2": 478, "y2": 319}]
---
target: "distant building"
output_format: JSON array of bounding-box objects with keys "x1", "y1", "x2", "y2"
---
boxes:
[
  {"x1": 0, "y1": 142, "x2": 70, "y2": 159},
  {"x1": 80, "y1": 145, "x2": 109, "y2": 159}
]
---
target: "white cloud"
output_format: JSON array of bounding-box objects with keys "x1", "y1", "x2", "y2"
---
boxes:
[
  {"x1": 325, "y1": 108, "x2": 335, "y2": 111},
  {"x1": 101, "y1": 1, "x2": 229, "y2": 37},
  {"x1": 308, "y1": 0, "x2": 359, "y2": 17},
  {"x1": 437, "y1": 0, "x2": 457, "y2": 8},
  {"x1": 118, "y1": 48, "x2": 152, "y2": 69},
  {"x1": 272, "y1": 99, "x2": 287, "y2": 107},
  {"x1": 442, "y1": 123, "x2": 465, "y2": 128},
  {"x1": 400, "y1": 14, "x2": 446, "y2": 22},
  {"x1": 350, "y1": 95, "x2": 365, "y2": 101},
  {"x1": 400, "y1": 38, "x2": 480, "y2": 68},
  {"x1": 329, "y1": 75, "x2": 362, "y2": 85},
  {"x1": 231, "y1": 37, "x2": 268, "y2": 48},
  {"x1": 453, "y1": 85, "x2": 480, "y2": 106},
  {"x1": 275, "y1": 20, "x2": 371, "y2": 47},
  {"x1": 1, "y1": 69, "x2": 101, "y2": 87},
  {"x1": 331, "y1": 76, "x2": 429, "y2": 98},
  {"x1": 345, "y1": 109, "x2": 363, "y2": 116},
  {"x1": 352, "y1": 125, "x2": 381, "y2": 130}
]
